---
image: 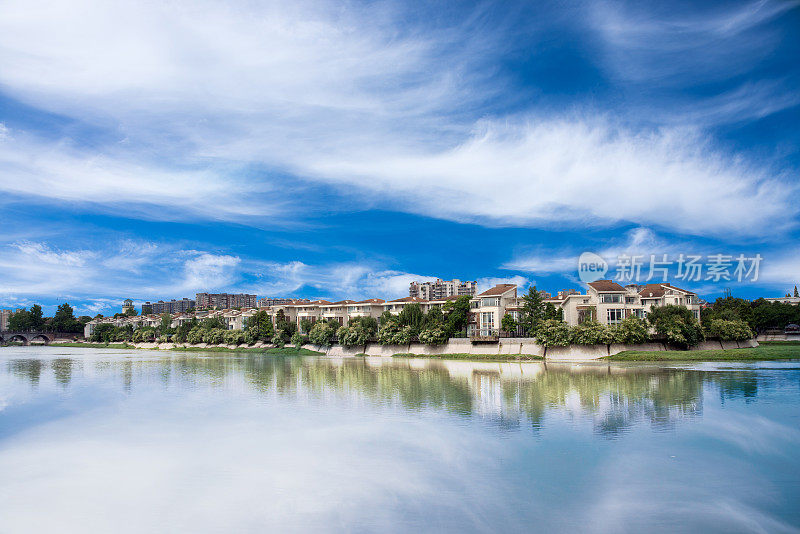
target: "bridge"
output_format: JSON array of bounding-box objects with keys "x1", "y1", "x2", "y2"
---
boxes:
[{"x1": 0, "y1": 331, "x2": 71, "y2": 345}]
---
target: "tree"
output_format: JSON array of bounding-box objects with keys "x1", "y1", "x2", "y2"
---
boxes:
[
  {"x1": 608, "y1": 316, "x2": 649, "y2": 344},
  {"x1": 647, "y1": 305, "x2": 704, "y2": 349},
  {"x1": 570, "y1": 321, "x2": 613, "y2": 345},
  {"x1": 377, "y1": 317, "x2": 412, "y2": 345},
  {"x1": 501, "y1": 313, "x2": 518, "y2": 335},
  {"x1": 8, "y1": 309, "x2": 32, "y2": 330},
  {"x1": 418, "y1": 324, "x2": 449, "y2": 345},
  {"x1": 53, "y1": 303, "x2": 81, "y2": 333},
  {"x1": 795, "y1": 286, "x2": 799, "y2": 298},
  {"x1": 159, "y1": 313, "x2": 174, "y2": 338},
  {"x1": 29, "y1": 304, "x2": 45, "y2": 330},
  {"x1": 443, "y1": 295, "x2": 471, "y2": 336},
  {"x1": 246, "y1": 311, "x2": 273, "y2": 341},
  {"x1": 291, "y1": 331, "x2": 306, "y2": 349},
  {"x1": 704, "y1": 319, "x2": 753, "y2": 341},
  {"x1": 519, "y1": 286, "x2": 544, "y2": 336},
  {"x1": 397, "y1": 303, "x2": 425, "y2": 335},
  {"x1": 535, "y1": 319, "x2": 572, "y2": 347},
  {"x1": 90, "y1": 323, "x2": 116, "y2": 343},
  {"x1": 124, "y1": 307, "x2": 138, "y2": 317},
  {"x1": 309, "y1": 320, "x2": 338, "y2": 347}
]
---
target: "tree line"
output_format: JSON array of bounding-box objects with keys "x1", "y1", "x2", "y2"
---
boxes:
[{"x1": 6, "y1": 303, "x2": 92, "y2": 333}]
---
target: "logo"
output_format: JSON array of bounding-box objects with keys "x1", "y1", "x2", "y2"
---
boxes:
[{"x1": 578, "y1": 252, "x2": 608, "y2": 283}]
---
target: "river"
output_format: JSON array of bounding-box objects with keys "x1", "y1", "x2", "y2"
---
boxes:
[{"x1": 1, "y1": 346, "x2": 799, "y2": 533}]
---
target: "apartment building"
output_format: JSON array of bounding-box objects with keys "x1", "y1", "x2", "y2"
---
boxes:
[
  {"x1": 410, "y1": 279, "x2": 477, "y2": 300},
  {"x1": 142, "y1": 298, "x2": 196, "y2": 315},
  {"x1": 196, "y1": 293, "x2": 257, "y2": 310},
  {"x1": 257, "y1": 297, "x2": 310, "y2": 307}
]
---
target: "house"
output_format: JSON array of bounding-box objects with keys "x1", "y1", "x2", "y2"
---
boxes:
[{"x1": 469, "y1": 284, "x2": 519, "y2": 337}]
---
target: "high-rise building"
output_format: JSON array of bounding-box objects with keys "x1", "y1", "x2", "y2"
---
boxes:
[
  {"x1": 409, "y1": 279, "x2": 477, "y2": 300},
  {"x1": 141, "y1": 298, "x2": 196, "y2": 315},
  {"x1": 257, "y1": 297, "x2": 311, "y2": 307},
  {"x1": 196, "y1": 293, "x2": 257, "y2": 310}
]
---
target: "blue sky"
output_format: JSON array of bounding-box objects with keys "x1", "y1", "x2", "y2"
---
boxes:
[{"x1": 0, "y1": 0, "x2": 798, "y2": 315}]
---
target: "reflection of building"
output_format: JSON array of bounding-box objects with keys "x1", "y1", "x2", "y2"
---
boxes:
[
  {"x1": 142, "y1": 298, "x2": 196, "y2": 315},
  {"x1": 410, "y1": 279, "x2": 477, "y2": 300},
  {"x1": 196, "y1": 293, "x2": 257, "y2": 310}
]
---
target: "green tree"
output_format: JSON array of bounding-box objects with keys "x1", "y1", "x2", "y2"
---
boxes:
[
  {"x1": 519, "y1": 286, "x2": 545, "y2": 336},
  {"x1": 309, "y1": 320, "x2": 338, "y2": 347},
  {"x1": 608, "y1": 315, "x2": 650, "y2": 344},
  {"x1": 443, "y1": 295, "x2": 471, "y2": 336},
  {"x1": 397, "y1": 303, "x2": 425, "y2": 335},
  {"x1": 535, "y1": 319, "x2": 572, "y2": 347},
  {"x1": 245, "y1": 311, "x2": 273, "y2": 341},
  {"x1": 648, "y1": 305, "x2": 704, "y2": 349},
  {"x1": 570, "y1": 321, "x2": 613, "y2": 345},
  {"x1": 795, "y1": 286, "x2": 799, "y2": 298},
  {"x1": 29, "y1": 304, "x2": 45, "y2": 330},
  {"x1": 501, "y1": 313, "x2": 518, "y2": 335},
  {"x1": 52, "y1": 303, "x2": 81, "y2": 332}
]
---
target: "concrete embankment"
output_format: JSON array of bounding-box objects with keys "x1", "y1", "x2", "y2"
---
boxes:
[
  {"x1": 49, "y1": 338, "x2": 759, "y2": 361},
  {"x1": 323, "y1": 338, "x2": 759, "y2": 361}
]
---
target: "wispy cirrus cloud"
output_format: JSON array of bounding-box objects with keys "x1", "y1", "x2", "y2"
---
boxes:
[{"x1": 0, "y1": 0, "x2": 795, "y2": 238}]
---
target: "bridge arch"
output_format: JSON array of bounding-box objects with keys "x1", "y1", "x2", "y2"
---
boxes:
[
  {"x1": 29, "y1": 334, "x2": 52, "y2": 345},
  {"x1": 8, "y1": 334, "x2": 29, "y2": 346}
]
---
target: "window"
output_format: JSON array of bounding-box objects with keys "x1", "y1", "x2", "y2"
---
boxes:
[
  {"x1": 481, "y1": 297, "x2": 500, "y2": 307},
  {"x1": 481, "y1": 312, "x2": 494, "y2": 329},
  {"x1": 633, "y1": 309, "x2": 647, "y2": 319},
  {"x1": 625, "y1": 297, "x2": 636, "y2": 304},
  {"x1": 607, "y1": 309, "x2": 625, "y2": 324},
  {"x1": 601, "y1": 294, "x2": 622, "y2": 303}
]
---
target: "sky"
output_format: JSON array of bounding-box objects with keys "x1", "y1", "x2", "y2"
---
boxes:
[{"x1": 0, "y1": 0, "x2": 798, "y2": 316}]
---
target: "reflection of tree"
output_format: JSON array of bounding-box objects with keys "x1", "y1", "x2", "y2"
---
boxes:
[
  {"x1": 8, "y1": 359, "x2": 43, "y2": 387},
  {"x1": 3, "y1": 354, "x2": 781, "y2": 436},
  {"x1": 51, "y1": 358, "x2": 75, "y2": 387}
]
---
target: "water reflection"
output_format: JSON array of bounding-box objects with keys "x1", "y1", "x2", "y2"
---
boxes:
[{"x1": 4, "y1": 352, "x2": 781, "y2": 436}]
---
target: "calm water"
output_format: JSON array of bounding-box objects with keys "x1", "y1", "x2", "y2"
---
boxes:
[{"x1": 1, "y1": 347, "x2": 799, "y2": 533}]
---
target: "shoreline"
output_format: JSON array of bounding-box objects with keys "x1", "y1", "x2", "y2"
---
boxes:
[{"x1": 5, "y1": 340, "x2": 798, "y2": 362}]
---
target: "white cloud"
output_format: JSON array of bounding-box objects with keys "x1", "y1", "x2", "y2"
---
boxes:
[
  {"x1": 592, "y1": 0, "x2": 796, "y2": 85},
  {"x1": 181, "y1": 253, "x2": 241, "y2": 293},
  {"x1": 0, "y1": 0, "x2": 794, "y2": 237}
]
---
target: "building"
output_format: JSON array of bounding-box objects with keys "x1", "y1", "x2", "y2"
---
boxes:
[
  {"x1": 469, "y1": 284, "x2": 519, "y2": 337},
  {"x1": 196, "y1": 293, "x2": 257, "y2": 310},
  {"x1": 552, "y1": 280, "x2": 700, "y2": 326},
  {"x1": 142, "y1": 298, "x2": 196, "y2": 315},
  {"x1": 764, "y1": 296, "x2": 800, "y2": 305},
  {"x1": 122, "y1": 299, "x2": 135, "y2": 314},
  {"x1": 410, "y1": 279, "x2": 477, "y2": 300},
  {"x1": 257, "y1": 297, "x2": 310, "y2": 308},
  {"x1": 556, "y1": 289, "x2": 579, "y2": 300}
]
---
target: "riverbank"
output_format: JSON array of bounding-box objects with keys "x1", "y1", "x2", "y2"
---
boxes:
[
  {"x1": 47, "y1": 341, "x2": 323, "y2": 356},
  {"x1": 23, "y1": 339, "x2": 800, "y2": 362},
  {"x1": 607, "y1": 341, "x2": 800, "y2": 361}
]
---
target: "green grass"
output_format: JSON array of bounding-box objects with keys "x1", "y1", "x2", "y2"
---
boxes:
[
  {"x1": 46, "y1": 342, "x2": 323, "y2": 355},
  {"x1": 607, "y1": 343, "x2": 800, "y2": 361},
  {"x1": 172, "y1": 346, "x2": 322, "y2": 355},
  {"x1": 392, "y1": 352, "x2": 543, "y2": 361}
]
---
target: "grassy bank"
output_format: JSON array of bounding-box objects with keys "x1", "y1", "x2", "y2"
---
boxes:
[
  {"x1": 173, "y1": 346, "x2": 322, "y2": 355},
  {"x1": 51, "y1": 342, "x2": 135, "y2": 349},
  {"x1": 47, "y1": 342, "x2": 323, "y2": 355},
  {"x1": 608, "y1": 342, "x2": 800, "y2": 361},
  {"x1": 392, "y1": 352, "x2": 543, "y2": 361}
]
